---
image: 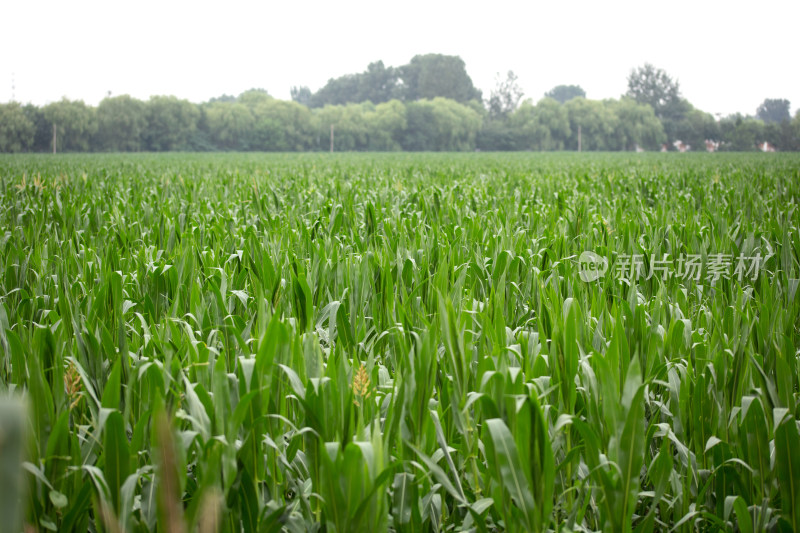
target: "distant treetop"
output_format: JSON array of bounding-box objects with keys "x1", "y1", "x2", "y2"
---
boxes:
[
  {"x1": 544, "y1": 85, "x2": 585, "y2": 104},
  {"x1": 292, "y1": 54, "x2": 482, "y2": 108},
  {"x1": 756, "y1": 98, "x2": 791, "y2": 124}
]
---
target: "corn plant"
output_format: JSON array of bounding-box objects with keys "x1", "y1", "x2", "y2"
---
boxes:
[{"x1": 0, "y1": 152, "x2": 798, "y2": 531}]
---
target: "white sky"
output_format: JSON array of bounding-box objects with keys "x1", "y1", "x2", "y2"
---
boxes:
[{"x1": 2, "y1": 0, "x2": 798, "y2": 118}]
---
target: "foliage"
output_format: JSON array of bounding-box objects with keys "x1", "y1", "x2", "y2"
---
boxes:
[
  {"x1": 0, "y1": 152, "x2": 798, "y2": 532},
  {"x1": 305, "y1": 61, "x2": 403, "y2": 108},
  {"x1": 0, "y1": 103, "x2": 35, "y2": 153},
  {"x1": 4, "y1": 67, "x2": 800, "y2": 153},
  {"x1": 96, "y1": 95, "x2": 148, "y2": 152},
  {"x1": 604, "y1": 97, "x2": 666, "y2": 150},
  {"x1": 42, "y1": 98, "x2": 97, "y2": 152},
  {"x1": 544, "y1": 85, "x2": 585, "y2": 104},
  {"x1": 401, "y1": 98, "x2": 482, "y2": 151},
  {"x1": 250, "y1": 100, "x2": 316, "y2": 152},
  {"x1": 626, "y1": 64, "x2": 689, "y2": 144},
  {"x1": 671, "y1": 106, "x2": 720, "y2": 151},
  {"x1": 564, "y1": 97, "x2": 619, "y2": 150},
  {"x1": 204, "y1": 102, "x2": 255, "y2": 151},
  {"x1": 400, "y1": 54, "x2": 482, "y2": 103},
  {"x1": 756, "y1": 98, "x2": 791, "y2": 124},
  {"x1": 487, "y1": 71, "x2": 524, "y2": 120},
  {"x1": 511, "y1": 98, "x2": 571, "y2": 150},
  {"x1": 143, "y1": 96, "x2": 200, "y2": 151},
  {"x1": 719, "y1": 115, "x2": 766, "y2": 151}
]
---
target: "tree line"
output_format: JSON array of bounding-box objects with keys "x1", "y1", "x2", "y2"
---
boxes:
[{"x1": 1, "y1": 55, "x2": 798, "y2": 153}]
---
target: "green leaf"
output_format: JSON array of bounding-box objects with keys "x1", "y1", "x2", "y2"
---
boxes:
[
  {"x1": 774, "y1": 410, "x2": 800, "y2": 532},
  {"x1": 102, "y1": 409, "x2": 130, "y2": 512},
  {"x1": 482, "y1": 418, "x2": 536, "y2": 531}
]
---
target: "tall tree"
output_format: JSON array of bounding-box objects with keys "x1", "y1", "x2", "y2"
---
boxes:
[
  {"x1": 605, "y1": 97, "x2": 666, "y2": 150},
  {"x1": 487, "y1": 70, "x2": 524, "y2": 120},
  {"x1": 365, "y1": 100, "x2": 407, "y2": 151},
  {"x1": 143, "y1": 96, "x2": 200, "y2": 151},
  {"x1": 42, "y1": 98, "x2": 97, "y2": 152},
  {"x1": 204, "y1": 102, "x2": 254, "y2": 150},
  {"x1": 359, "y1": 61, "x2": 402, "y2": 104},
  {"x1": 290, "y1": 86, "x2": 312, "y2": 107},
  {"x1": 764, "y1": 121, "x2": 796, "y2": 151},
  {"x1": 671, "y1": 106, "x2": 720, "y2": 150},
  {"x1": 719, "y1": 114, "x2": 764, "y2": 151},
  {"x1": 756, "y1": 98, "x2": 791, "y2": 124},
  {"x1": 304, "y1": 61, "x2": 401, "y2": 108},
  {"x1": 626, "y1": 63, "x2": 688, "y2": 143},
  {"x1": 251, "y1": 99, "x2": 315, "y2": 151},
  {"x1": 509, "y1": 98, "x2": 571, "y2": 150},
  {"x1": 564, "y1": 98, "x2": 619, "y2": 151},
  {"x1": 400, "y1": 54, "x2": 482, "y2": 103},
  {"x1": 315, "y1": 103, "x2": 371, "y2": 150},
  {"x1": 308, "y1": 74, "x2": 364, "y2": 108},
  {"x1": 544, "y1": 85, "x2": 585, "y2": 104},
  {"x1": 401, "y1": 98, "x2": 481, "y2": 151},
  {"x1": 22, "y1": 105, "x2": 53, "y2": 152},
  {"x1": 238, "y1": 89, "x2": 272, "y2": 108},
  {"x1": 0, "y1": 103, "x2": 35, "y2": 153},
  {"x1": 96, "y1": 95, "x2": 147, "y2": 151}
]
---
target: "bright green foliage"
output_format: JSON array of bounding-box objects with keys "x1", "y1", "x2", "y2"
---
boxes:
[{"x1": 0, "y1": 152, "x2": 798, "y2": 532}]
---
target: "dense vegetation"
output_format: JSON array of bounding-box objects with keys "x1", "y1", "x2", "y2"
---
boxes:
[
  {"x1": 2, "y1": 57, "x2": 798, "y2": 153},
  {"x1": 0, "y1": 152, "x2": 799, "y2": 532}
]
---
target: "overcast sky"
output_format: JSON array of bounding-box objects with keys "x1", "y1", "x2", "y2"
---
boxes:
[{"x1": 2, "y1": 0, "x2": 798, "y2": 118}]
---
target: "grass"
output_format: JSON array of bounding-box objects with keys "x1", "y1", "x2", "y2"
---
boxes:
[{"x1": 0, "y1": 151, "x2": 798, "y2": 532}]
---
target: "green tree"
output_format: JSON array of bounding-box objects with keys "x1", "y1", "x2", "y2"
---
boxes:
[
  {"x1": 626, "y1": 63, "x2": 689, "y2": 144},
  {"x1": 508, "y1": 98, "x2": 571, "y2": 150},
  {"x1": 305, "y1": 61, "x2": 401, "y2": 108},
  {"x1": 671, "y1": 106, "x2": 720, "y2": 151},
  {"x1": 719, "y1": 115, "x2": 764, "y2": 151},
  {"x1": 22, "y1": 105, "x2": 53, "y2": 152},
  {"x1": 544, "y1": 85, "x2": 585, "y2": 104},
  {"x1": 205, "y1": 102, "x2": 254, "y2": 150},
  {"x1": 42, "y1": 98, "x2": 97, "y2": 152},
  {"x1": 487, "y1": 71, "x2": 524, "y2": 120},
  {"x1": 315, "y1": 103, "x2": 372, "y2": 151},
  {"x1": 792, "y1": 110, "x2": 800, "y2": 150},
  {"x1": 401, "y1": 98, "x2": 481, "y2": 151},
  {"x1": 365, "y1": 100, "x2": 407, "y2": 151},
  {"x1": 400, "y1": 54, "x2": 482, "y2": 103},
  {"x1": 401, "y1": 101, "x2": 437, "y2": 150},
  {"x1": 564, "y1": 98, "x2": 619, "y2": 150},
  {"x1": 290, "y1": 86, "x2": 312, "y2": 107},
  {"x1": 143, "y1": 96, "x2": 200, "y2": 151},
  {"x1": 309, "y1": 75, "x2": 363, "y2": 108},
  {"x1": 238, "y1": 89, "x2": 272, "y2": 108},
  {"x1": 606, "y1": 97, "x2": 666, "y2": 151},
  {"x1": 476, "y1": 121, "x2": 520, "y2": 151},
  {"x1": 764, "y1": 121, "x2": 796, "y2": 151},
  {"x1": 359, "y1": 61, "x2": 402, "y2": 104},
  {"x1": 0, "y1": 102, "x2": 35, "y2": 153},
  {"x1": 96, "y1": 95, "x2": 147, "y2": 151},
  {"x1": 477, "y1": 71, "x2": 525, "y2": 150},
  {"x1": 251, "y1": 99, "x2": 315, "y2": 151},
  {"x1": 756, "y1": 98, "x2": 791, "y2": 124}
]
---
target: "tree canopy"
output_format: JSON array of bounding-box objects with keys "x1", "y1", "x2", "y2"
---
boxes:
[
  {"x1": 2, "y1": 57, "x2": 799, "y2": 153},
  {"x1": 544, "y1": 85, "x2": 586, "y2": 104},
  {"x1": 295, "y1": 55, "x2": 482, "y2": 108},
  {"x1": 756, "y1": 98, "x2": 791, "y2": 124}
]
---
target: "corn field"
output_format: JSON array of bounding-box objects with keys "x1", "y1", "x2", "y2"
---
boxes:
[{"x1": 0, "y1": 152, "x2": 798, "y2": 532}]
